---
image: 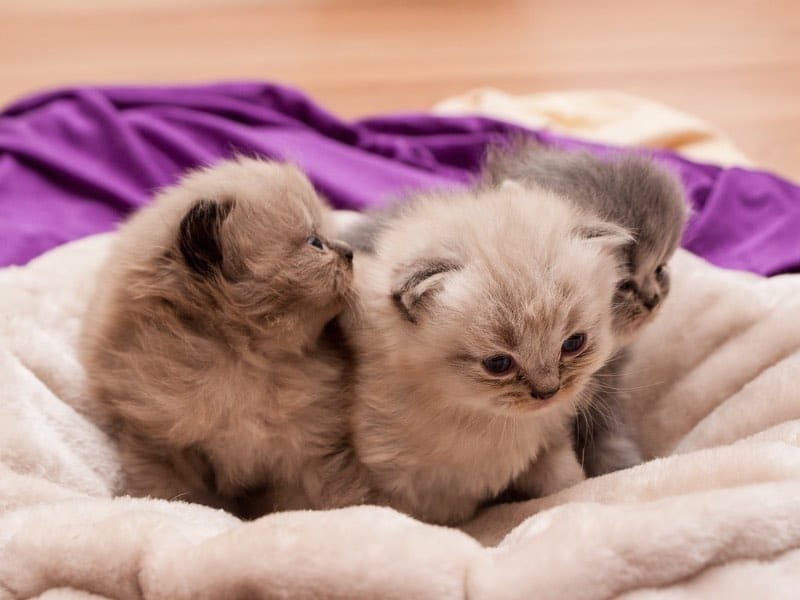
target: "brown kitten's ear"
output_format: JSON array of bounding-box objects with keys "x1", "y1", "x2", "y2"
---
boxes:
[
  {"x1": 391, "y1": 260, "x2": 460, "y2": 323},
  {"x1": 179, "y1": 199, "x2": 234, "y2": 277}
]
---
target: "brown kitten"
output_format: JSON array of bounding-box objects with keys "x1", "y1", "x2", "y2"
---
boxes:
[
  {"x1": 483, "y1": 140, "x2": 689, "y2": 475},
  {"x1": 81, "y1": 157, "x2": 370, "y2": 516},
  {"x1": 346, "y1": 180, "x2": 631, "y2": 525}
]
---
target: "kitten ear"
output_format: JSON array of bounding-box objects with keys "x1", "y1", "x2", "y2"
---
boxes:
[
  {"x1": 391, "y1": 260, "x2": 460, "y2": 323},
  {"x1": 574, "y1": 221, "x2": 634, "y2": 256},
  {"x1": 500, "y1": 178, "x2": 525, "y2": 193},
  {"x1": 178, "y1": 199, "x2": 234, "y2": 277},
  {"x1": 573, "y1": 221, "x2": 635, "y2": 261}
]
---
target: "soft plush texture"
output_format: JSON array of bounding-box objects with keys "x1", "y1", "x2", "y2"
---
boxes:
[
  {"x1": 2, "y1": 235, "x2": 800, "y2": 599},
  {"x1": 2, "y1": 83, "x2": 800, "y2": 275}
]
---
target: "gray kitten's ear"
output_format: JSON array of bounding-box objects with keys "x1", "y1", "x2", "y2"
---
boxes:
[
  {"x1": 574, "y1": 221, "x2": 633, "y2": 252},
  {"x1": 391, "y1": 260, "x2": 460, "y2": 323},
  {"x1": 179, "y1": 199, "x2": 234, "y2": 277}
]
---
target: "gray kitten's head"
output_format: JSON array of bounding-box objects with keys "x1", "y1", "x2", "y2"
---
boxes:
[{"x1": 484, "y1": 141, "x2": 689, "y2": 342}]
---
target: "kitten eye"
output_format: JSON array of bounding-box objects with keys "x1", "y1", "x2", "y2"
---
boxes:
[
  {"x1": 306, "y1": 235, "x2": 326, "y2": 251},
  {"x1": 617, "y1": 280, "x2": 636, "y2": 293},
  {"x1": 655, "y1": 264, "x2": 666, "y2": 279},
  {"x1": 482, "y1": 354, "x2": 515, "y2": 375},
  {"x1": 561, "y1": 333, "x2": 586, "y2": 355}
]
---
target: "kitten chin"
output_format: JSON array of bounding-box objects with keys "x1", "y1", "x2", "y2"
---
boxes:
[
  {"x1": 80, "y1": 157, "x2": 371, "y2": 518},
  {"x1": 483, "y1": 140, "x2": 689, "y2": 477},
  {"x1": 346, "y1": 180, "x2": 630, "y2": 525}
]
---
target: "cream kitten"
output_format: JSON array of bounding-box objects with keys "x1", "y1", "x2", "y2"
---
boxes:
[
  {"x1": 81, "y1": 157, "x2": 369, "y2": 517},
  {"x1": 346, "y1": 181, "x2": 631, "y2": 525}
]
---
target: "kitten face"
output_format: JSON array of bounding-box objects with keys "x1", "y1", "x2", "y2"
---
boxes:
[
  {"x1": 173, "y1": 158, "x2": 354, "y2": 331},
  {"x1": 611, "y1": 238, "x2": 675, "y2": 339},
  {"x1": 368, "y1": 184, "x2": 629, "y2": 417},
  {"x1": 400, "y1": 262, "x2": 616, "y2": 416}
]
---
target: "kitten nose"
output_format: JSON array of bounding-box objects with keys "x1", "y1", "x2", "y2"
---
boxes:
[
  {"x1": 530, "y1": 386, "x2": 560, "y2": 400},
  {"x1": 330, "y1": 241, "x2": 354, "y2": 263},
  {"x1": 641, "y1": 292, "x2": 660, "y2": 310}
]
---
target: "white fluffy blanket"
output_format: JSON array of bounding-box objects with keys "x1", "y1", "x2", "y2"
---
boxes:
[{"x1": 2, "y1": 234, "x2": 800, "y2": 599}]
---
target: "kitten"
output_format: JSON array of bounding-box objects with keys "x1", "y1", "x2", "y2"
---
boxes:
[
  {"x1": 483, "y1": 140, "x2": 689, "y2": 475},
  {"x1": 346, "y1": 180, "x2": 631, "y2": 525},
  {"x1": 81, "y1": 157, "x2": 369, "y2": 516}
]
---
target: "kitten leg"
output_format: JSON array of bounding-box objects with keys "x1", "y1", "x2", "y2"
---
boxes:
[
  {"x1": 304, "y1": 447, "x2": 375, "y2": 510},
  {"x1": 580, "y1": 423, "x2": 643, "y2": 477},
  {"x1": 575, "y1": 353, "x2": 644, "y2": 477},
  {"x1": 575, "y1": 390, "x2": 643, "y2": 477},
  {"x1": 118, "y1": 433, "x2": 236, "y2": 512},
  {"x1": 513, "y1": 440, "x2": 586, "y2": 499}
]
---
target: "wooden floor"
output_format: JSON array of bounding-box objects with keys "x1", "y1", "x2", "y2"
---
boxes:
[{"x1": 2, "y1": 0, "x2": 798, "y2": 180}]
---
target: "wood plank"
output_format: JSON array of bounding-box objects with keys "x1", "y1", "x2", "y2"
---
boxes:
[{"x1": 1, "y1": 0, "x2": 798, "y2": 179}]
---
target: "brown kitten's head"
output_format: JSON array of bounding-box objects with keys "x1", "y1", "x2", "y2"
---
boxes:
[
  {"x1": 363, "y1": 182, "x2": 631, "y2": 416},
  {"x1": 154, "y1": 157, "x2": 354, "y2": 340}
]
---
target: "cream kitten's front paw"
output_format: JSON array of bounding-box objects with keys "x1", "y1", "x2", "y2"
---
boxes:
[{"x1": 514, "y1": 443, "x2": 586, "y2": 499}]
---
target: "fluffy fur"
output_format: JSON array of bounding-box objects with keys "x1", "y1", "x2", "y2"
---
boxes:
[
  {"x1": 80, "y1": 157, "x2": 370, "y2": 516},
  {"x1": 346, "y1": 181, "x2": 631, "y2": 525},
  {"x1": 483, "y1": 140, "x2": 689, "y2": 475}
]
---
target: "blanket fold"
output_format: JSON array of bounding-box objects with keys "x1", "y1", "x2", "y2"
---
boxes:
[{"x1": 2, "y1": 237, "x2": 800, "y2": 599}]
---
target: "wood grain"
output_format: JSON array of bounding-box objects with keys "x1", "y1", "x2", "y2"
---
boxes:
[{"x1": 2, "y1": 0, "x2": 798, "y2": 180}]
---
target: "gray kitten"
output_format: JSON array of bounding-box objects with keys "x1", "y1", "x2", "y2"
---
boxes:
[{"x1": 483, "y1": 140, "x2": 689, "y2": 475}]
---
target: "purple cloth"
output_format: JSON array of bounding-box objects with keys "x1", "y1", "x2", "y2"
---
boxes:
[{"x1": 1, "y1": 82, "x2": 798, "y2": 275}]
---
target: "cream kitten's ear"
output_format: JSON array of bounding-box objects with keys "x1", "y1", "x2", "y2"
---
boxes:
[
  {"x1": 179, "y1": 199, "x2": 234, "y2": 277},
  {"x1": 500, "y1": 179, "x2": 525, "y2": 193},
  {"x1": 391, "y1": 260, "x2": 460, "y2": 323},
  {"x1": 574, "y1": 221, "x2": 633, "y2": 255}
]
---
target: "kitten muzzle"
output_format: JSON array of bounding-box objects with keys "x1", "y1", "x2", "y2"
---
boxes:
[
  {"x1": 639, "y1": 292, "x2": 660, "y2": 311},
  {"x1": 329, "y1": 240, "x2": 354, "y2": 264},
  {"x1": 638, "y1": 279, "x2": 661, "y2": 311},
  {"x1": 530, "y1": 386, "x2": 560, "y2": 401}
]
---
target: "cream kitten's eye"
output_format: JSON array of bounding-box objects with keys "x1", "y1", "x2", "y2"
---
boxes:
[
  {"x1": 307, "y1": 235, "x2": 326, "y2": 251},
  {"x1": 655, "y1": 264, "x2": 666, "y2": 279},
  {"x1": 561, "y1": 333, "x2": 586, "y2": 355},
  {"x1": 482, "y1": 355, "x2": 515, "y2": 375}
]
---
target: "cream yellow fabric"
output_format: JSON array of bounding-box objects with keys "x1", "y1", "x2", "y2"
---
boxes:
[{"x1": 434, "y1": 88, "x2": 752, "y2": 167}]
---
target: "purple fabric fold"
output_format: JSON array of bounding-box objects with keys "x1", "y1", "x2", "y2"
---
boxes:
[{"x1": 1, "y1": 82, "x2": 798, "y2": 275}]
